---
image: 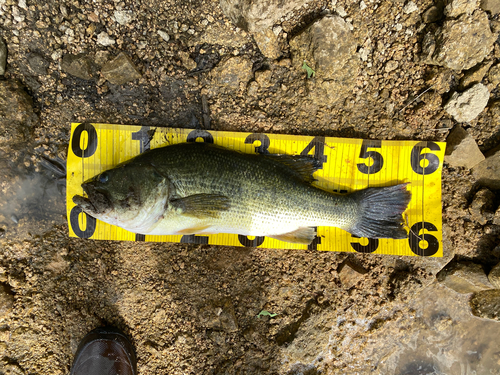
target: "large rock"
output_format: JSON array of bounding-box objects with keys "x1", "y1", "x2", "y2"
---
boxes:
[
  {"x1": 61, "y1": 53, "x2": 93, "y2": 80},
  {"x1": 210, "y1": 56, "x2": 253, "y2": 92},
  {"x1": 101, "y1": 52, "x2": 141, "y2": 85},
  {"x1": 219, "y1": 0, "x2": 311, "y2": 58},
  {"x1": 422, "y1": 10, "x2": 496, "y2": 71},
  {"x1": 444, "y1": 126, "x2": 485, "y2": 168},
  {"x1": 0, "y1": 80, "x2": 38, "y2": 143},
  {"x1": 470, "y1": 289, "x2": 500, "y2": 321},
  {"x1": 219, "y1": 0, "x2": 310, "y2": 32},
  {"x1": 253, "y1": 29, "x2": 280, "y2": 60},
  {"x1": 469, "y1": 188, "x2": 496, "y2": 224},
  {"x1": 488, "y1": 263, "x2": 500, "y2": 288},
  {"x1": 444, "y1": 0, "x2": 478, "y2": 17},
  {"x1": 444, "y1": 83, "x2": 490, "y2": 122},
  {"x1": 436, "y1": 261, "x2": 493, "y2": 294},
  {"x1": 290, "y1": 15, "x2": 360, "y2": 106},
  {"x1": 473, "y1": 148, "x2": 500, "y2": 189},
  {"x1": 27, "y1": 53, "x2": 49, "y2": 75},
  {"x1": 481, "y1": 0, "x2": 500, "y2": 14}
]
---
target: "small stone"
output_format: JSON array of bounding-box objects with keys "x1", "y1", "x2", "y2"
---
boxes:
[
  {"x1": 437, "y1": 261, "x2": 493, "y2": 294},
  {"x1": 444, "y1": 83, "x2": 490, "y2": 122},
  {"x1": 473, "y1": 148, "x2": 500, "y2": 189},
  {"x1": 403, "y1": 1, "x2": 418, "y2": 13},
  {"x1": 27, "y1": 53, "x2": 49, "y2": 75},
  {"x1": 460, "y1": 61, "x2": 493, "y2": 89},
  {"x1": 488, "y1": 64, "x2": 500, "y2": 87},
  {"x1": 101, "y1": 52, "x2": 141, "y2": 85},
  {"x1": 339, "y1": 263, "x2": 366, "y2": 289},
  {"x1": 360, "y1": 1, "x2": 367, "y2": 10},
  {"x1": 97, "y1": 32, "x2": 115, "y2": 46},
  {"x1": 113, "y1": 10, "x2": 135, "y2": 25},
  {"x1": 385, "y1": 60, "x2": 398, "y2": 73},
  {"x1": 423, "y1": 5, "x2": 443, "y2": 22},
  {"x1": 157, "y1": 30, "x2": 170, "y2": 42},
  {"x1": 0, "y1": 38, "x2": 6, "y2": 75},
  {"x1": 210, "y1": 56, "x2": 253, "y2": 91},
  {"x1": 481, "y1": 0, "x2": 500, "y2": 14},
  {"x1": 444, "y1": 0, "x2": 479, "y2": 17},
  {"x1": 247, "y1": 81, "x2": 259, "y2": 96},
  {"x1": 12, "y1": 6, "x2": 24, "y2": 22},
  {"x1": 178, "y1": 51, "x2": 197, "y2": 70},
  {"x1": 488, "y1": 263, "x2": 500, "y2": 288},
  {"x1": 88, "y1": 12, "x2": 99, "y2": 23},
  {"x1": 358, "y1": 47, "x2": 369, "y2": 61},
  {"x1": 253, "y1": 28, "x2": 280, "y2": 59},
  {"x1": 470, "y1": 289, "x2": 500, "y2": 321},
  {"x1": 61, "y1": 53, "x2": 93, "y2": 80},
  {"x1": 469, "y1": 188, "x2": 496, "y2": 224},
  {"x1": 422, "y1": 11, "x2": 496, "y2": 71},
  {"x1": 445, "y1": 126, "x2": 485, "y2": 169},
  {"x1": 336, "y1": 5, "x2": 347, "y2": 16}
]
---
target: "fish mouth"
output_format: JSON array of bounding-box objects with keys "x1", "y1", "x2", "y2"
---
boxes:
[
  {"x1": 72, "y1": 182, "x2": 112, "y2": 215},
  {"x1": 72, "y1": 194, "x2": 97, "y2": 214}
]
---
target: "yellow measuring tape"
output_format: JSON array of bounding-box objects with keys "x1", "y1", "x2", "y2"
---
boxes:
[{"x1": 66, "y1": 123, "x2": 445, "y2": 257}]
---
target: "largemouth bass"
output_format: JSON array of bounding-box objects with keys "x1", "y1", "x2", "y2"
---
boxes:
[{"x1": 73, "y1": 142, "x2": 411, "y2": 244}]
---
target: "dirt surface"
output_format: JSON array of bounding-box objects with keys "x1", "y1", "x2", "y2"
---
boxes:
[{"x1": 1, "y1": 0, "x2": 500, "y2": 374}]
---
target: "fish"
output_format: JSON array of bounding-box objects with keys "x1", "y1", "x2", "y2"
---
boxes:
[{"x1": 72, "y1": 142, "x2": 411, "y2": 244}]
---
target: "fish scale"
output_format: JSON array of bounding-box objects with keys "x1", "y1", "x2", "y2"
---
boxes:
[{"x1": 145, "y1": 143, "x2": 357, "y2": 235}]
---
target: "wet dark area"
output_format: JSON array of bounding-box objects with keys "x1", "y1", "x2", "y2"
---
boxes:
[{"x1": 0, "y1": 145, "x2": 66, "y2": 240}]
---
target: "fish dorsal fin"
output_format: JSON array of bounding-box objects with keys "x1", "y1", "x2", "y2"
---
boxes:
[
  {"x1": 264, "y1": 154, "x2": 321, "y2": 183},
  {"x1": 268, "y1": 227, "x2": 317, "y2": 244},
  {"x1": 170, "y1": 194, "x2": 231, "y2": 218}
]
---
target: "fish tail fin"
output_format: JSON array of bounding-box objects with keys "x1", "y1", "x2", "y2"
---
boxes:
[{"x1": 348, "y1": 183, "x2": 411, "y2": 239}]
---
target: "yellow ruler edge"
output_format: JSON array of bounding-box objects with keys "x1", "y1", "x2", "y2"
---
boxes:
[{"x1": 66, "y1": 123, "x2": 446, "y2": 257}]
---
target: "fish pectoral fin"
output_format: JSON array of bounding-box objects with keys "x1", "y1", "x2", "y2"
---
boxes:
[
  {"x1": 269, "y1": 227, "x2": 317, "y2": 244},
  {"x1": 170, "y1": 194, "x2": 231, "y2": 218}
]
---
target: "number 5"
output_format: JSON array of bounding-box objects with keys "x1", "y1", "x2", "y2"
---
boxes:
[{"x1": 357, "y1": 140, "x2": 384, "y2": 174}]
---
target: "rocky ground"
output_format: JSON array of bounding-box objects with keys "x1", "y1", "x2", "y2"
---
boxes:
[{"x1": 1, "y1": 0, "x2": 500, "y2": 374}]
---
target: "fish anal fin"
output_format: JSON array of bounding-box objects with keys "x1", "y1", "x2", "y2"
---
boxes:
[
  {"x1": 265, "y1": 155, "x2": 321, "y2": 183},
  {"x1": 269, "y1": 227, "x2": 317, "y2": 244},
  {"x1": 170, "y1": 194, "x2": 231, "y2": 218}
]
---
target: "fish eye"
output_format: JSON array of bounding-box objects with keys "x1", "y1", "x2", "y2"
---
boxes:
[{"x1": 98, "y1": 173, "x2": 109, "y2": 183}]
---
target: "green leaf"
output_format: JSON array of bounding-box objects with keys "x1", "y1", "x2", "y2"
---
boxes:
[
  {"x1": 302, "y1": 61, "x2": 316, "y2": 78},
  {"x1": 258, "y1": 310, "x2": 278, "y2": 318}
]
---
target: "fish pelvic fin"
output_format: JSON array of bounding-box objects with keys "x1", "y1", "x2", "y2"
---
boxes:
[
  {"x1": 170, "y1": 194, "x2": 231, "y2": 218},
  {"x1": 264, "y1": 154, "x2": 321, "y2": 183},
  {"x1": 269, "y1": 227, "x2": 317, "y2": 244},
  {"x1": 348, "y1": 183, "x2": 411, "y2": 239}
]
